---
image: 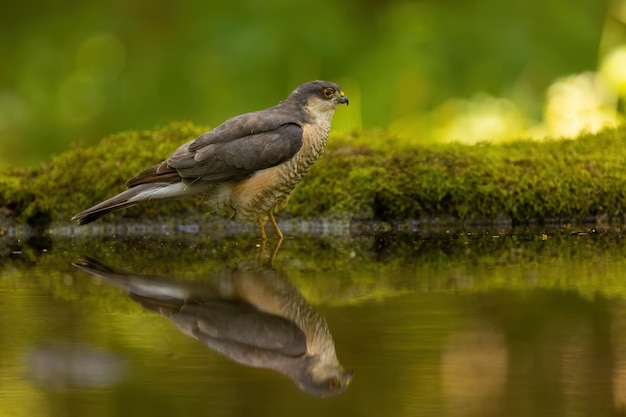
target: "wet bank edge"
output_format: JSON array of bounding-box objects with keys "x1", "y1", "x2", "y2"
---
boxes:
[{"x1": 2, "y1": 216, "x2": 622, "y2": 242}]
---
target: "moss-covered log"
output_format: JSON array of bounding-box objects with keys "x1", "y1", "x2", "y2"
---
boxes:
[{"x1": 2, "y1": 121, "x2": 626, "y2": 228}]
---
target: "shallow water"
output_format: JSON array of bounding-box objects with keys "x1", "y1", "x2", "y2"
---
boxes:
[{"x1": 2, "y1": 226, "x2": 626, "y2": 416}]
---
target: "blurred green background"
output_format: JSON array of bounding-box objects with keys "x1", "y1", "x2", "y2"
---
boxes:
[{"x1": 1, "y1": 0, "x2": 624, "y2": 167}]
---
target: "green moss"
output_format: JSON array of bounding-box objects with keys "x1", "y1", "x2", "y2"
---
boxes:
[
  {"x1": 1, "y1": 122, "x2": 207, "y2": 227},
  {"x1": 3, "y1": 121, "x2": 626, "y2": 228},
  {"x1": 288, "y1": 127, "x2": 626, "y2": 224}
]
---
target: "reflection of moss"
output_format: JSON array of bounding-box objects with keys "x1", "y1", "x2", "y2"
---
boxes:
[
  {"x1": 5, "y1": 232, "x2": 626, "y2": 307},
  {"x1": 3, "y1": 122, "x2": 626, "y2": 227}
]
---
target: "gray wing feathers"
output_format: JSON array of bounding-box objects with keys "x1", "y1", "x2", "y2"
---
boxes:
[
  {"x1": 187, "y1": 109, "x2": 295, "y2": 150},
  {"x1": 173, "y1": 302, "x2": 307, "y2": 357},
  {"x1": 168, "y1": 122, "x2": 303, "y2": 181}
]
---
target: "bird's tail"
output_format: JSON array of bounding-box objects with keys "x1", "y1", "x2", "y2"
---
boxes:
[{"x1": 71, "y1": 182, "x2": 192, "y2": 225}]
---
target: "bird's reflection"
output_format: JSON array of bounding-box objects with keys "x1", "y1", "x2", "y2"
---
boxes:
[{"x1": 73, "y1": 252, "x2": 352, "y2": 397}]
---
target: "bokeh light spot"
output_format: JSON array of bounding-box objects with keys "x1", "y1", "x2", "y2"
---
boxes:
[
  {"x1": 56, "y1": 75, "x2": 105, "y2": 125},
  {"x1": 599, "y1": 45, "x2": 626, "y2": 96},
  {"x1": 75, "y1": 34, "x2": 126, "y2": 84},
  {"x1": 544, "y1": 72, "x2": 619, "y2": 137}
]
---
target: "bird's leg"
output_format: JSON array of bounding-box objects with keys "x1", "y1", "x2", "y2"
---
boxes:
[
  {"x1": 268, "y1": 209, "x2": 284, "y2": 241},
  {"x1": 256, "y1": 237, "x2": 282, "y2": 267},
  {"x1": 268, "y1": 237, "x2": 282, "y2": 266},
  {"x1": 257, "y1": 238, "x2": 267, "y2": 265},
  {"x1": 257, "y1": 216, "x2": 268, "y2": 240}
]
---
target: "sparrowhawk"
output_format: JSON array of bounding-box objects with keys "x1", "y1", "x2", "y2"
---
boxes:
[
  {"x1": 71, "y1": 81, "x2": 349, "y2": 239},
  {"x1": 73, "y1": 257, "x2": 353, "y2": 396}
]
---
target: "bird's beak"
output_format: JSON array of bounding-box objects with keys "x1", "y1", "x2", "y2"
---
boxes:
[
  {"x1": 344, "y1": 370, "x2": 353, "y2": 386},
  {"x1": 338, "y1": 91, "x2": 349, "y2": 105}
]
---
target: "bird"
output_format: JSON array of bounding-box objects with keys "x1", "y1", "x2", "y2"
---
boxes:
[
  {"x1": 73, "y1": 256, "x2": 353, "y2": 396},
  {"x1": 71, "y1": 80, "x2": 349, "y2": 240}
]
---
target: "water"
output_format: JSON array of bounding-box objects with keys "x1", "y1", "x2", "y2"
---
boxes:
[{"x1": 2, "y1": 226, "x2": 626, "y2": 416}]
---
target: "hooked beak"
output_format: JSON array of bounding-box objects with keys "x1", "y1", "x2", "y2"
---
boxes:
[
  {"x1": 344, "y1": 370, "x2": 353, "y2": 386},
  {"x1": 338, "y1": 91, "x2": 349, "y2": 105}
]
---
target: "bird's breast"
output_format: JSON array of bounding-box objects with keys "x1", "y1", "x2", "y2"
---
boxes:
[{"x1": 223, "y1": 122, "x2": 330, "y2": 222}]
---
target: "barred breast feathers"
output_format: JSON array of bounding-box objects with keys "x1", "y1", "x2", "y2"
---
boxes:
[{"x1": 228, "y1": 122, "x2": 330, "y2": 220}]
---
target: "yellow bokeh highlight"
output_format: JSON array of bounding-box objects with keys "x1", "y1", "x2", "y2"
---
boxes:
[
  {"x1": 600, "y1": 45, "x2": 626, "y2": 95},
  {"x1": 543, "y1": 72, "x2": 619, "y2": 138},
  {"x1": 433, "y1": 94, "x2": 529, "y2": 143},
  {"x1": 392, "y1": 43, "x2": 626, "y2": 144}
]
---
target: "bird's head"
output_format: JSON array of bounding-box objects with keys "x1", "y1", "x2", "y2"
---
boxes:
[
  {"x1": 287, "y1": 80, "x2": 349, "y2": 122},
  {"x1": 296, "y1": 358, "x2": 353, "y2": 397}
]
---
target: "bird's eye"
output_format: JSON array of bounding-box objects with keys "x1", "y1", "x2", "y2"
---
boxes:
[
  {"x1": 327, "y1": 377, "x2": 339, "y2": 389},
  {"x1": 322, "y1": 88, "x2": 335, "y2": 99}
]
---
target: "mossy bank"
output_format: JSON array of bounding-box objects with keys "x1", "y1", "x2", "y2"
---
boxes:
[{"x1": 2, "y1": 121, "x2": 626, "y2": 230}]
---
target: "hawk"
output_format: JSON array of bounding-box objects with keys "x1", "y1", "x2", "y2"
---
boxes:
[
  {"x1": 73, "y1": 257, "x2": 353, "y2": 396},
  {"x1": 72, "y1": 81, "x2": 349, "y2": 239}
]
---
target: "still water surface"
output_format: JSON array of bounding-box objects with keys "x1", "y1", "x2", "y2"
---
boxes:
[{"x1": 2, "y1": 226, "x2": 626, "y2": 416}]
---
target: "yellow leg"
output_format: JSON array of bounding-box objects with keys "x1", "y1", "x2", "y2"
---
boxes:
[
  {"x1": 268, "y1": 210, "x2": 283, "y2": 241},
  {"x1": 257, "y1": 238, "x2": 267, "y2": 265},
  {"x1": 268, "y1": 237, "x2": 282, "y2": 266},
  {"x1": 256, "y1": 235, "x2": 282, "y2": 267},
  {"x1": 257, "y1": 216, "x2": 267, "y2": 240}
]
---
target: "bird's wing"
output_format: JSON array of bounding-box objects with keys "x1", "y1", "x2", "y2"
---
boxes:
[
  {"x1": 125, "y1": 161, "x2": 180, "y2": 187},
  {"x1": 174, "y1": 302, "x2": 307, "y2": 356},
  {"x1": 187, "y1": 109, "x2": 294, "y2": 150},
  {"x1": 167, "y1": 111, "x2": 303, "y2": 183}
]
